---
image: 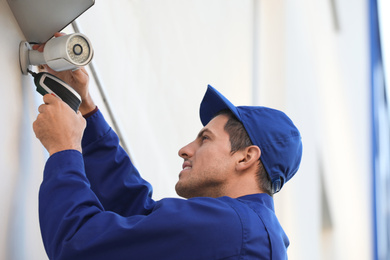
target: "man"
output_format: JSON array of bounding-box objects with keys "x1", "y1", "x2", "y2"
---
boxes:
[{"x1": 33, "y1": 61, "x2": 302, "y2": 259}]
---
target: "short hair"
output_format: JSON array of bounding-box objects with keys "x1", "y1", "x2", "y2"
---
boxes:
[{"x1": 215, "y1": 109, "x2": 273, "y2": 196}]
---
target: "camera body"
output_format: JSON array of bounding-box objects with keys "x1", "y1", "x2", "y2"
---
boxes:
[
  {"x1": 19, "y1": 33, "x2": 94, "y2": 74},
  {"x1": 43, "y1": 33, "x2": 93, "y2": 71}
]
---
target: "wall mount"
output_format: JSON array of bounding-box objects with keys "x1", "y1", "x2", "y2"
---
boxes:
[
  {"x1": 7, "y1": 0, "x2": 94, "y2": 43},
  {"x1": 19, "y1": 41, "x2": 32, "y2": 75}
]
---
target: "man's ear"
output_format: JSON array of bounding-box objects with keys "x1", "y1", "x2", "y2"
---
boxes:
[{"x1": 235, "y1": 145, "x2": 261, "y2": 172}]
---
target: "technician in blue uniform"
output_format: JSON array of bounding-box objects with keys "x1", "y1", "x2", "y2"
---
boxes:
[{"x1": 33, "y1": 62, "x2": 302, "y2": 259}]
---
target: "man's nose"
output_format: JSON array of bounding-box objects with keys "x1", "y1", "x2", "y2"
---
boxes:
[{"x1": 178, "y1": 142, "x2": 194, "y2": 159}]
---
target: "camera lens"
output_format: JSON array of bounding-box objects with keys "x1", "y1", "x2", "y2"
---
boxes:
[
  {"x1": 67, "y1": 35, "x2": 91, "y2": 64},
  {"x1": 73, "y1": 44, "x2": 83, "y2": 55}
]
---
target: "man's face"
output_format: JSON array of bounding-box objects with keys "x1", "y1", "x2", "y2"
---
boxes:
[{"x1": 175, "y1": 114, "x2": 238, "y2": 198}]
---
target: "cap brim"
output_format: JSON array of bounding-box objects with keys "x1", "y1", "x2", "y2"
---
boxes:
[{"x1": 200, "y1": 85, "x2": 241, "y2": 126}]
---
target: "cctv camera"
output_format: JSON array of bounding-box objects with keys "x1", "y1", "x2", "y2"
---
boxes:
[{"x1": 19, "y1": 33, "x2": 94, "y2": 74}]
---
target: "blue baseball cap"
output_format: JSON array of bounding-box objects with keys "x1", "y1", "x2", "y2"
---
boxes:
[{"x1": 199, "y1": 85, "x2": 302, "y2": 193}]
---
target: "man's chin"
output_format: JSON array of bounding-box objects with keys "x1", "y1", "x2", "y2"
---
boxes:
[{"x1": 175, "y1": 182, "x2": 194, "y2": 199}]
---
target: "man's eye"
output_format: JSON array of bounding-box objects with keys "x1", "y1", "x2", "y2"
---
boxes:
[{"x1": 201, "y1": 135, "x2": 210, "y2": 141}]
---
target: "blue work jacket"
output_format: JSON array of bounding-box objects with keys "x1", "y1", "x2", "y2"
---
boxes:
[{"x1": 39, "y1": 110, "x2": 289, "y2": 260}]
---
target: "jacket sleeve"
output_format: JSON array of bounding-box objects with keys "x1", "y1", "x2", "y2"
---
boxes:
[
  {"x1": 39, "y1": 152, "x2": 243, "y2": 260},
  {"x1": 80, "y1": 110, "x2": 155, "y2": 216}
]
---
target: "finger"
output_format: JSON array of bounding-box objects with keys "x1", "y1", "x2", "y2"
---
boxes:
[
  {"x1": 32, "y1": 113, "x2": 47, "y2": 139},
  {"x1": 31, "y1": 32, "x2": 65, "y2": 53},
  {"x1": 80, "y1": 66, "x2": 88, "y2": 73},
  {"x1": 72, "y1": 67, "x2": 88, "y2": 78},
  {"x1": 43, "y1": 64, "x2": 59, "y2": 75},
  {"x1": 42, "y1": 93, "x2": 58, "y2": 104},
  {"x1": 36, "y1": 63, "x2": 55, "y2": 74},
  {"x1": 37, "y1": 65, "x2": 46, "y2": 72},
  {"x1": 71, "y1": 66, "x2": 89, "y2": 82},
  {"x1": 54, "y1": 32, "x2": 66, "y2": 37},
  {"x1": 32, "y1": 44, "x2": 45, "y2": 52},
  {"x1": 32, "y1": 119, "x2": 39, "y2": 136},
  {"x1": 38, "y1": 104, "x2": 46, "y2": 114},
  {"x1": 39, "y1": 44, "x2": 46, "y2": 52}
]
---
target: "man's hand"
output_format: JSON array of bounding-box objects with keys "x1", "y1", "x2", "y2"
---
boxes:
[
  {"x1": 33, "y1": 32, "x2": 96, "y2": 115},
  {"x1": 33, "y1": 94, "x2": 86, "y2": 156}
]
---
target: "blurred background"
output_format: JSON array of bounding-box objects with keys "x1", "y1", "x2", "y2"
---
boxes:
[{"x1": 0, "y1": 0, "x2": 389, "y2": 259}]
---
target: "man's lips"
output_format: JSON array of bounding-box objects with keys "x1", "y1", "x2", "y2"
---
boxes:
[
  {"x1": 180, "y1": 161, "x2": 192, "y2": 175},
  {"x1": 182, "y1": 161, "x2": 192, "y2": 170}
]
